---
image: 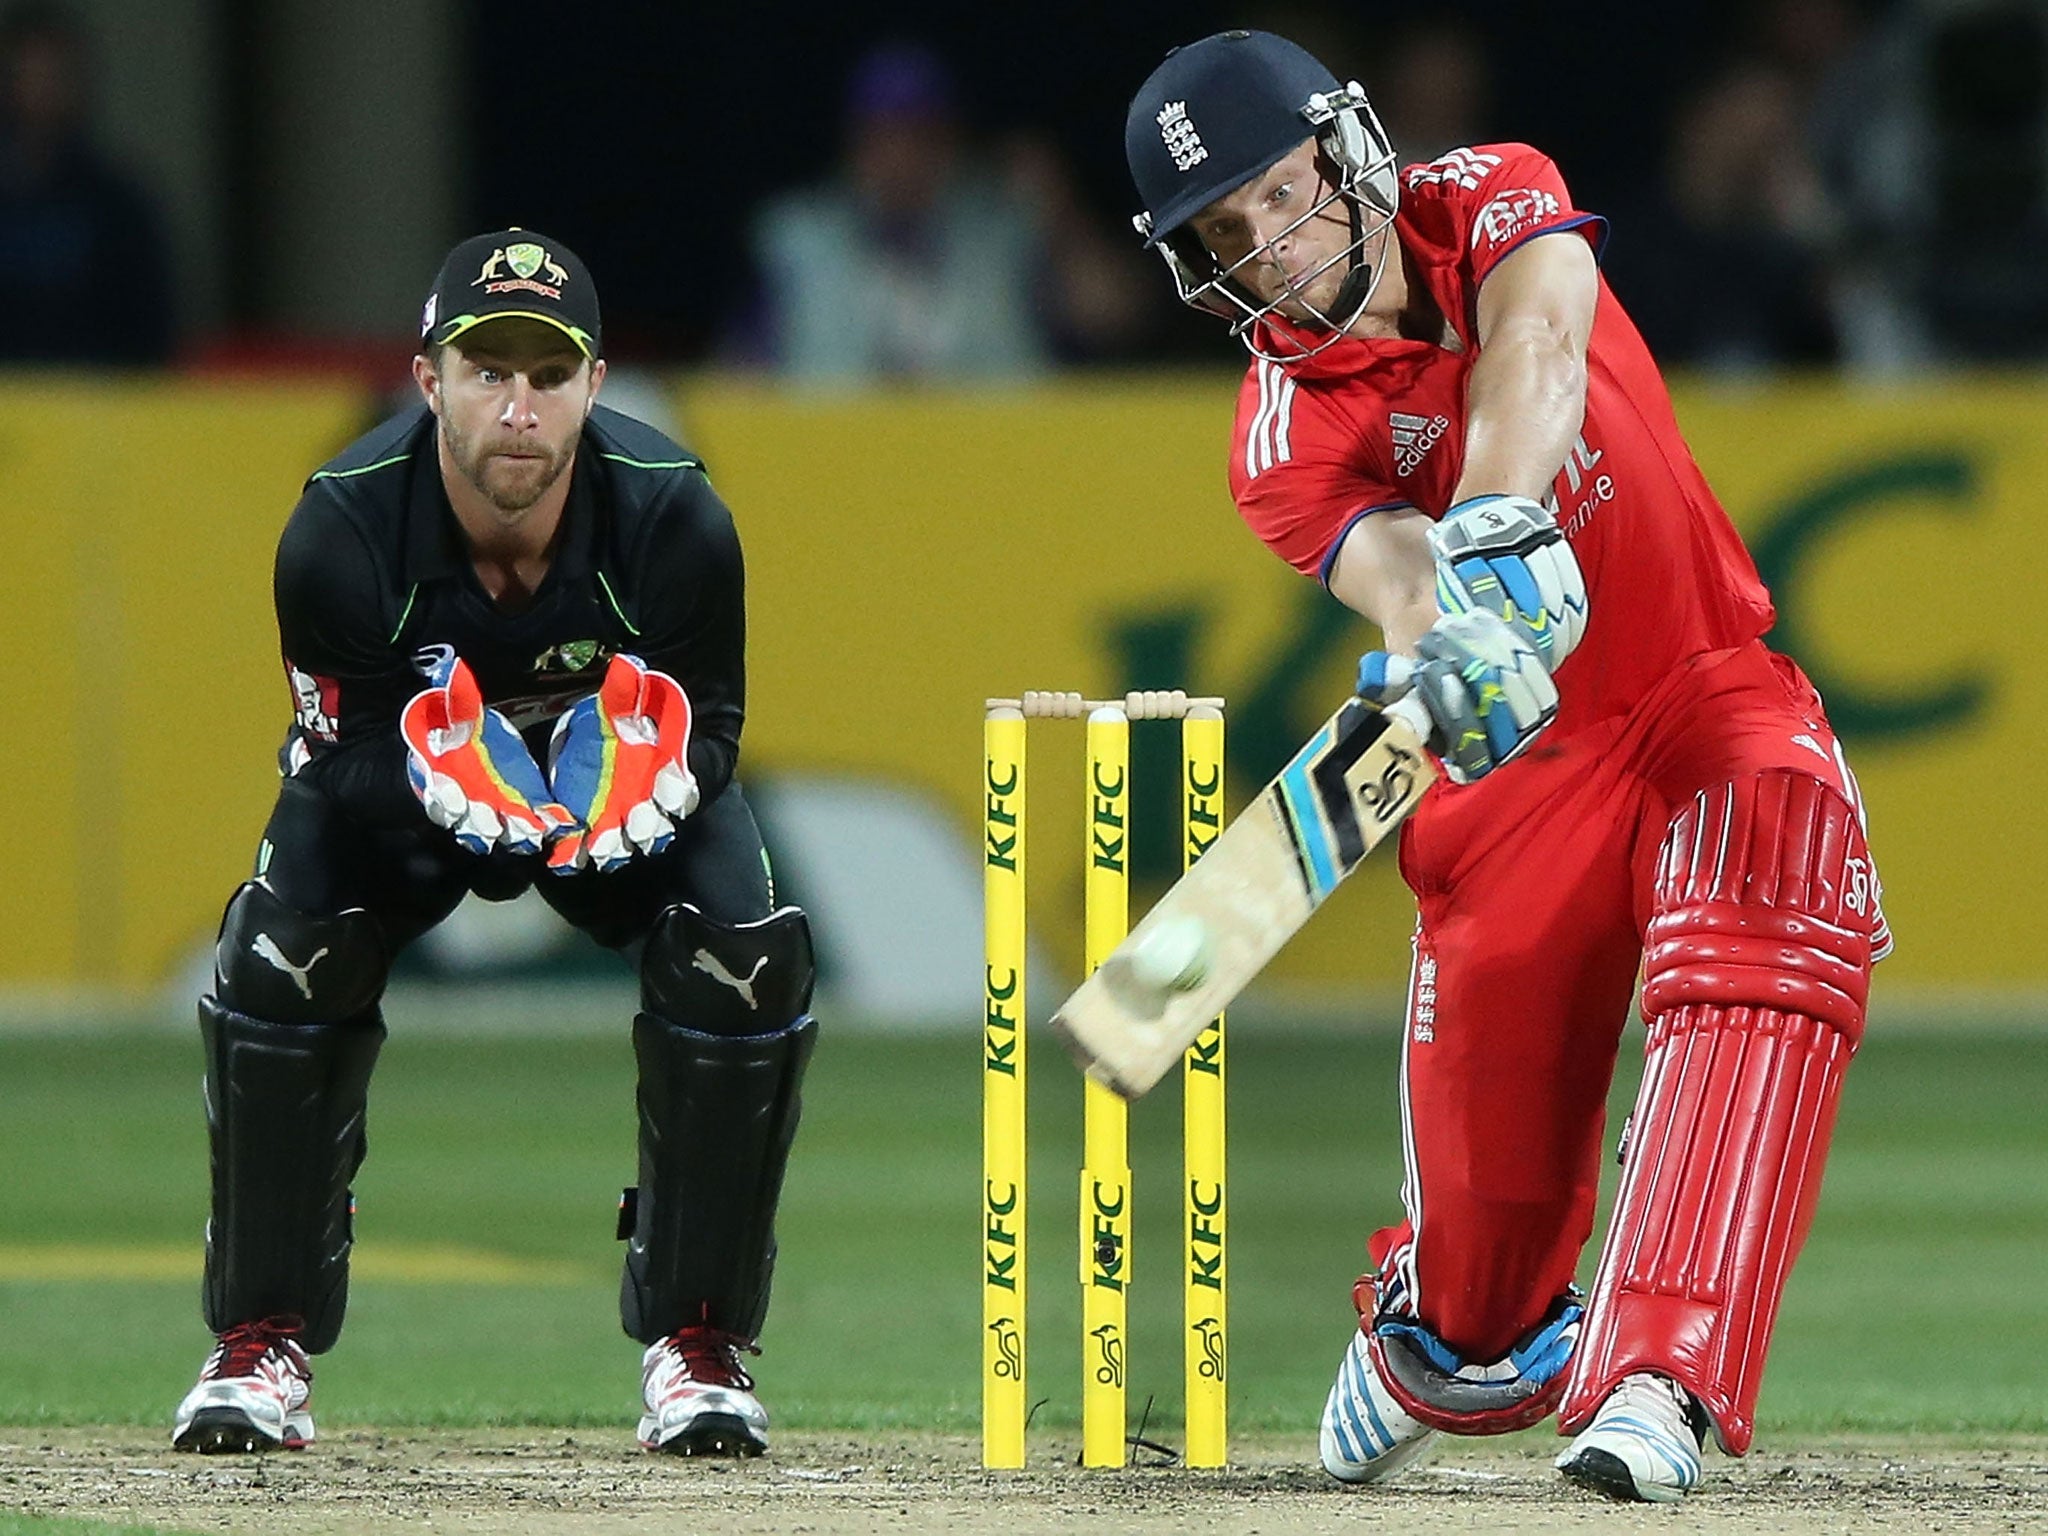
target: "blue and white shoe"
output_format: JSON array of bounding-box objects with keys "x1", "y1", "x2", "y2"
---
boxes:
[
  {"x1": 1318, "y1": 1326, "x2": 1438, "y2": 1484},
  {"x1": 1554, "y1": 1372, "x2": 1708, "y2": 1502}
]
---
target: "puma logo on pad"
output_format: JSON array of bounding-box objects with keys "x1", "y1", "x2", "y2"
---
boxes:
[
  {"x1": 693, "y1": 950, "x2": 768, "y2": 1010},
  {"x1": 252, "y1": 934, "x2": 329, "y2": 1000}
]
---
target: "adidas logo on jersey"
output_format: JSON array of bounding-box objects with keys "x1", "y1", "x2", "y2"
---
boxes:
[
  {"x1": 1391, "y1": 411, "x2": 1450, "y2": 477},
  {"x1": 1405, "y1": 148, "x2": 1503, "y2": 191}
]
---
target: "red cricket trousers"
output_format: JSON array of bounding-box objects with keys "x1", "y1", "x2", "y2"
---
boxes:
[{"x1": 1368, "y1": 640, "x2": 1884, "y2": 1362}]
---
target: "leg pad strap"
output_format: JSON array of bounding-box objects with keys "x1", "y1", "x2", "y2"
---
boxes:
[{"x1": 1364, "y1": 1284, "x2": 1584, "y2": 1435}]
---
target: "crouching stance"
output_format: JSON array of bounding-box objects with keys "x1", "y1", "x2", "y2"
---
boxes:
[
  {"x1": 1123, "y1": 33, "x2": 1888, "y2": 1500},
  {"x1": 176, "y1": 228, "x2": 817, "y2": 1457}
]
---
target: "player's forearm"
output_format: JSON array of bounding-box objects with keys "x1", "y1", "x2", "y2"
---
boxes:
[
  {"x1": 1378, "y1": 593, "x2": 1441, "y2": 659},
  {"x1": 687, "y1": 729, "x2": 739, "y2": 808},
  {"x1": 1451, "y1": 318, "x2": 1587, "y2": 505},
  {"x1": 636, "y1": 633, "x2": 743, "y2": 807},
  {"x1": 1326, "y1": 508, "x2": 1440, "y2": 657}
]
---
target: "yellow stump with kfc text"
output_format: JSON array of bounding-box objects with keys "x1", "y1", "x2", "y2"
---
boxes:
[
  {"x1": 1180, "y1": 706, "x2": 1227, "y2": 1467},
  {"x1": 1081, "y1": 706, "x2": 1131, "y2": 1468},
  {"x1": 981, "y1": 707, "x2": 1027, "y2": 1468},
  {"x1": 980, "y1": 690, "x2": 1226, "y2": 1470}
]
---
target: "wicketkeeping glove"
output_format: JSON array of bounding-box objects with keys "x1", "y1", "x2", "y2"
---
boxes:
[
  {"x1": 546, "y1": 653, "x2": 701, "y2": 874},
  {"x1": 401, "y1": 654, "x2": 578, "y2": 856},
  {"x1": 1430, "y1": 494, "x2": 1588, "y2": 668},
  {"x1": 1357, "y1": 608, "x2": 1559, "y2": 784}
]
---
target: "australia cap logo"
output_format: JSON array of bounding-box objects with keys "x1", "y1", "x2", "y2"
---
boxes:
[
  {"x1": 505, "y1": 241, "x2": 567, "y2": 284},
  {"x1": 473, "y1": 242, "x2": 571, "y2": 299},
  {"x1": 1157, "y1": 101, "x2": 1208, "y2": 173}
]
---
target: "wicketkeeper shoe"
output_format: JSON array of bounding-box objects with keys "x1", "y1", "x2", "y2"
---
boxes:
[
  {"x1": 1554, "y1": 1371, "x2": 1710, "y2": 1502},
  {"x1": 638, "y1": 1326, "x2": 769, "y2": 1456},
  {"x1": 171, "y1": 1318, "x2": 314, "y2": 1453},
  {"x1": 1319, "y1": 1325, "x2": 1439, "y2": 1484}
]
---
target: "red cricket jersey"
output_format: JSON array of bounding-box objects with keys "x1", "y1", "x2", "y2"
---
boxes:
[{"x1": 1227, "y1": 142, "x2": 1775, "y2": 737}]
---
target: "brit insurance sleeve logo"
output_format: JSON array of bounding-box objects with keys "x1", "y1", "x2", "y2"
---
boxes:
[{"x1": 1472, "y1": 188, "x2": 1563, "y2": 253}]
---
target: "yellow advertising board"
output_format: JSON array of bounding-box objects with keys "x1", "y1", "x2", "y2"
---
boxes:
[
  {"x1": 1, "y1": 380, "x2": 370, "y2": 988},
  {"x1": 0, "y1": 374, "x2": 2037, "y2": 997},
  {"x1": 1676, "y1": 380, "x2": 2038, "y2": 989},
  {"x1": 686, "y1": 376, "x2": 2041, "y2": 995},
  {"x1": 678, "y1": 378, "x2": 1402, "y2": 995}
]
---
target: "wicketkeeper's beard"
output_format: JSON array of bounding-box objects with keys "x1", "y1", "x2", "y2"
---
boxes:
[{"x1": 445, "y1": 416, "x2": 582, "y2": 516}]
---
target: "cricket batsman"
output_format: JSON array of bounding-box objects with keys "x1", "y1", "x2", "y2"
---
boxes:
[
  {"x1": 1125, "y1": 32, "x2": 1889, "y2": 1501},
  {"x1": 172, "y1": 229, "x2": 816, "y2": 1458}
]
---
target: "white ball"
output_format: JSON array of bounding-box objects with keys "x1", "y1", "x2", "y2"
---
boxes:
[{"x1": 1129, "y1": 915, "x2": 1210, "y2": 993}]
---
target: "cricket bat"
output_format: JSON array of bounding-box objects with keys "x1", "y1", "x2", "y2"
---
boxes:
[{"x1": 1050, "y1": 693, "x2": 1437, "y2": 1099}]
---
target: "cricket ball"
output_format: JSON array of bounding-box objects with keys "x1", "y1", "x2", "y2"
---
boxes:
[{"x1": 1129, "y1": 915, "x2": 1210, "y2": 994}]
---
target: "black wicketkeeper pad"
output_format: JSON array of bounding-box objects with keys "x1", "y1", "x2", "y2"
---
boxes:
[{"x1": 198, "y1": 996, "x2": 384, "y2": 1353}]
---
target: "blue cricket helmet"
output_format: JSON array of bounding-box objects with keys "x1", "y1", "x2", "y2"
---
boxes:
[
  {"x1": 1124, "y1": 30, "x2": 1401, "y2": 360},
  {"x1": 1127, "y1": 31, "x2": 1347, "y2": 247}
]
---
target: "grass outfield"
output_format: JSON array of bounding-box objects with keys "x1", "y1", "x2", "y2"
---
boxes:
[{"x1": 0, "y1": 1018, "x2": 2042, "y2": 1442}]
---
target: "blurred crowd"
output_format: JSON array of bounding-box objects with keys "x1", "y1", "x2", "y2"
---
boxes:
[
  {"x1": 724, "y1": 41, "x2": 1158, "y2": 379},
  {"x1": 0, "y1": 2, "x2": 170, "y2": 365},
  {"x1": 1599, "y1": 0, "x2": 2048, "y2": 372},
  {"x1": 5, "y1": 0, "x2": 2046, "y2": 377}
]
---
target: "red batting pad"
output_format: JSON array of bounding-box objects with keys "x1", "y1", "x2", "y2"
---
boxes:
[{"x1": 1559, "y1": 773, "x2": 1876, "y2": 1454}]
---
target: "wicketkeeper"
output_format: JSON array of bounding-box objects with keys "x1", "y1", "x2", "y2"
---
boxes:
[
  {"x1": 173, "y1": 229, "x2": 817, "y2": 1459},
  {"x1": 1124, "y1": 32, "x2": 1890, "y2": 1501}
]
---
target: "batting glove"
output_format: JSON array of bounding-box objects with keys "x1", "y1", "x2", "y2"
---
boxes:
[
  {"x1": 546, "y1": 653, "x2": 701, "y2": 874},
  {"x1": 1358, "y1": 608, "x2": 1559, "y2": 784},
  {"x1": 401, "y1": 654, "x2": 578, "y2": 856},
  {"x1": 1430, "y1": 494, "x2": 1588, "y2": 668}
]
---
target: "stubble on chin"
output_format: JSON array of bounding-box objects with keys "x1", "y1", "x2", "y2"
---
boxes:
[
  {"x1": 1267, "y1": 286, "x2": 1331, "y2": 326},
  {"x1": 450, "y1": 424, "x2": 575, "y2": 516},
  {"x1": 479, "y1": 454, "x2": 560, "y2": 515}
]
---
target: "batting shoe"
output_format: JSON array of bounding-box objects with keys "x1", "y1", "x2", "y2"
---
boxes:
[
  {"x1": 172, "y1": 1318, "x2": 314, "y2": 1453},
  {"x1": 1554, "y1": 1372, "x2": 1710, "y2": 1502},
  {"x1": 1319, "y1": 1325, "x2": 1439, "y2": 1484},
  {"x1": 638, "y1": 1326, "x2": 769, "y2": 1456}
]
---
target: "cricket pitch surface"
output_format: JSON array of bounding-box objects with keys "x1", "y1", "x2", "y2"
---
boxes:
[{"x1": 5, "y1": 1428, "x2": 2043, "y2": 1534}]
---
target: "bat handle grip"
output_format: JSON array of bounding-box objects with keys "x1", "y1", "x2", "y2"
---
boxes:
[{"x1": 1382, "y1": 691, "x2": 1436, "y2": 745}]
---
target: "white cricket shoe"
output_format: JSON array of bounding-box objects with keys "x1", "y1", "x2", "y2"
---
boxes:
[
  {"x1": 1318, "y1": 1326, "x2": 1438, "y2": 1484},
  {"x1": 172, "y1": 1319, "x2": 314, "y2": 1453},
  {"x1": 638, "y1": 1326, "x2": 769, "y2": 1456},
  {"x1": 1554, "y1": 1371, "x2": 1708, "y2": 1502}
]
